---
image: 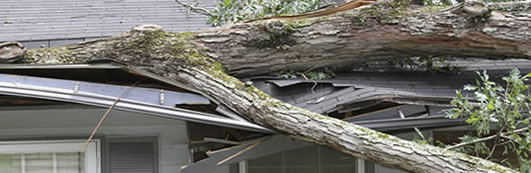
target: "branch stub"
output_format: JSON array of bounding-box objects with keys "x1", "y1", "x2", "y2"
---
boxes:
[
  {"x1": 463, "y1": 0, "x2": 489, "y2": 17},
  {"x1": 0, "y1": 42, "x2": 26, "y2": 63}
]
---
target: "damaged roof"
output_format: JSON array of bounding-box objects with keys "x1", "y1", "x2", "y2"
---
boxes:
[
  {"x1": 249, "y1": 58, "x2": 531, "y2": 128},
  {"x1": 0, "y1": 63, "x2": 272, "y2": 133}
]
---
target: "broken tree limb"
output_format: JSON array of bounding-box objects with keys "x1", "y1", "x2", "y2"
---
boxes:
[
  {"x1": 216, "y1": 137, "x2": 268, "y2": 166},
  {"x1": 18, "y1": 0, "x2": 531, "y2": 172},
  {"x1": 81, "y1": 81, "x2": 139, "y2": 152},
  {"x1": 446, "y1": 127, "x2": 529, "y2": 150},
  {"x1": 174, "y1": 0, "x2": 213, "y2": 17}
]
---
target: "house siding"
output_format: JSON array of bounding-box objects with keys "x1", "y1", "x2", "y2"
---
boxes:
[{"x1": 0, "y1": 107, "x2": 193, "y2": 173}]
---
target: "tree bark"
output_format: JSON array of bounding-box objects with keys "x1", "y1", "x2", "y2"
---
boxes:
[{"x1": 17, "y1": 0, "x2": 531, "y2": 172}]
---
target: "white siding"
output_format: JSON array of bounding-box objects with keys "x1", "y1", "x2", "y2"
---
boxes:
[{"x1": 0, "y1": 107, "x2": 192, "y2": 173}]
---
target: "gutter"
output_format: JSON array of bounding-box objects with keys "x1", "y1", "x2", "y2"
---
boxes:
[{"x1": 0, "y1": 73, "x2": 273, "y2": 133}]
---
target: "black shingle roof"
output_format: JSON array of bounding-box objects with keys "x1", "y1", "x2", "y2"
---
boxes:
[{"x1": 250, "y1": 59, "x2": 531, "y2": 115}]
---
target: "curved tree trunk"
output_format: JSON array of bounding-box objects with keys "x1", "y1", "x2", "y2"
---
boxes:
[{"x1": 15, "y1": 0, "x2": 531, "y2": 172}]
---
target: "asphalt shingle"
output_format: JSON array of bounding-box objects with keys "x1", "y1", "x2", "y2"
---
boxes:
[
  {"x1": 253, "y1": 64, "x2": 531, "y2": 114},
  {"x1": 0, "y1": 0, "x2": 214, "y2": 42}
]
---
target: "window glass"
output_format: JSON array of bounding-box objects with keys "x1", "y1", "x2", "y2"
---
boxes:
[
  {"x1": 0, "y1": 140, "x2": 98, "y2": 173},
  {"x1": 57, "y1": 153, "x2": 85, "y2": 173},
  {"x1": 246, "y1": 145, "x2": 357, "y2": 173},
  {"x1": 248, "y1": 153, "x2": 282, "y2": 168},
  {"x1": 0, "y1": 154, "x2": 17, "y2": 172},
  {"x1": 25, "y1": 153, "x2": 53, "y2": 173},
  {"x1": 321, "y1": 165, "x2": 356, "y2": 173},
  {"x1": 285, "y1": 167, "x2": 319, "y2": 173},
  {"x1": 0, "y1": 152, "x2": 85, "y2": 173},
  {"x1": 284, "y1": 146, "x2": 318, "y2": 166},
  {"x1": 248, "y1": 168, "x2": 283, "y2": 173},
  {"x1": 319, "y1": 146, "x2": 356, "y2": 165}
]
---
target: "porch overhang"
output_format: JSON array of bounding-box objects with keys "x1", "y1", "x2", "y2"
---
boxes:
[{"x1": 0, "y1": 68, "x2": 273, "y2": 133}]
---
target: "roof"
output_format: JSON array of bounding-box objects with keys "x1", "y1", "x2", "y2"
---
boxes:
[
  {"x1": 0, "y1": 59, "x2": 490, "y2": 134},
  {"x1": 352, "y1": 58, "x2": 531, "y2": 72},
  {"x1": 249, "y1": 58, "x2": 531, "y2": 128},
  {"x1": 0, "y1": 0, "x2": 213, "y2": 43},
  {"x1": 180, "y1": 59, "x2": 531, "y2": 172},
  {"x1": 0, "y1": 63, "x2": 272, "y2": 133}
]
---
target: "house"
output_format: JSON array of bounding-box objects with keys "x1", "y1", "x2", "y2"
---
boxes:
[
  {"x1": 0, "y1": 0, "x2": 526, "y2": 173},
  {"x1": 1, "y1": 1, "x2": 269, "y2": 172},
  {"x1": 0, "y1": 58, "x2": 525, "y2": 173},
  {"x1": 184, "y1": 58, "x2": 529, "y2": 173},
  {"x1": 0, "y1": 62, "x2": 275, "y2": 173}
]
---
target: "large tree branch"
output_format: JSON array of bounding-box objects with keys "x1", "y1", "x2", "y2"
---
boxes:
[
  {"x1": 14, "y1": 0, "x2": 531, "y2": 172},
  {"x1": 196, "y1": 0, "x2": 531, "y2": 76}
]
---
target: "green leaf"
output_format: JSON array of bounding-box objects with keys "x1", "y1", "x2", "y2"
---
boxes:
[
  {"x1": 464, "y1": 84, "x2": 478, "y2": 91},
  {"x1": 487, "y1": 102, "x2": 494, "y2": 110},
  {"x1": 466, "y1": 116, "x2": 479, "y2": 124},
  {"x1": 210, "y1": 0, "x2": 323, "y2": 25},
  {"x1": 224, "y1": 0, "x2": 232, "y2": 6}
]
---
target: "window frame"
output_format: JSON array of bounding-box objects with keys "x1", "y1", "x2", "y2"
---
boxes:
[
  {"x1": 0, "y1": 139, "x2": 101, "y2": 173},
  {"x1": 103, "y1": 137, "x2": 159, "y2": 173},
  {"x1": 242, "y1": 145, "x2": 360, "y2": 173}
]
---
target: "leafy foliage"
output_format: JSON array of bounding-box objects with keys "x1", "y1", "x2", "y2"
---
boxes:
[
  {"x1": 422, "y1": 0, "x2": 520, "y2": 6},
  {"x1": 274, "y1": 68, "x2": 335, "y2": 80},
  {"x1": 207, "y1": 0, "x2": 525, "y2": 25},
  {"x1": 204, "y1": 0, "x2": 530, "y2": 170},
  {"x1": 208, "y1": 0, "x2": 329, "y2": 26},
  {"x1": 483, "y1": 0, "x2": 525, "y2": 2},
  {"x1": 422, "y1": 0, "x2": 454, "y2": 6},
  {"x1": 387, "y1": 56, "x2": 459, "y2": 73},
  {"x1": 446, "y1": 69, "x2": 531, "y2": 171}
]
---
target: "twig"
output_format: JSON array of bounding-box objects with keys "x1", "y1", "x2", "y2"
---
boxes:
[
  {"x1": 216, "y1": 137, "x2": 270, "y2": 165},
  {"x1": 500, "y1": 134, "x2": 531, "y2": 153},
  {"x1": 414, "y1": 127, "x2": 425, "y2": 140},
  {"x1": 485, "y1": 125, "x2": 506, "y2": 160},
  {"x1": 298, "y1": 73, "x2": 319, "y2": 95},
  {"x1": 446, "y1": 127, "x2": 528, "y2": 150},
  {"x1": 175, "y1": 0, "x2": 212, "y2": 17},
  {"x1": 439, "y1": 2, "x2": 464, "y2": 13},
  {"x1": 81, "y1": 81, "x2": 140, "y2": 152},
  {"x1": 485, "y1": 144, "x2": 497, "y2": 160}
]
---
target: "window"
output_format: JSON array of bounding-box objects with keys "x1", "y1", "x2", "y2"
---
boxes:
[
  {"x1": 0, "y1": 140, "x2": 100, "y2": 173},
  {"x1": 105, "y1": 137, "x2": 158, "y2": 173},
  {"x1": 245, "y1": 146, "x2": 357, "y2": 173}
]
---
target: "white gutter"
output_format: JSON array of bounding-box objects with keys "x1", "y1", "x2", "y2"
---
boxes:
[{"x1": 0, "y1": 73, "x2": 273, "y2": 133}]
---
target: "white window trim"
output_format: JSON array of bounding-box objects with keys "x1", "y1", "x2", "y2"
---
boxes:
[
  {"x1": 0, "y1": 139, "x2": 101, "y2": 173},
  {"x1": 239, "y1": 160, "x2": 247, "y2": 173},
  {"x1": 357, "y1": 159, "x2": 365, "y2": 173}
]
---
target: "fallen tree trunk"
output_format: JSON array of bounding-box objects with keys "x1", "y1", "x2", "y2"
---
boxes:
[
  {"x1": 16, "y1": 0, "x2": 531, "y2": 172},
  {"x1": 197, "y1": 0, "x2": 531, "y2": 76}
]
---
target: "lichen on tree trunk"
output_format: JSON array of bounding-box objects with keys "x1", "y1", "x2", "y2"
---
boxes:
[{"x1": 17, "y1": 0, "x2": 531, "y2": 172}]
